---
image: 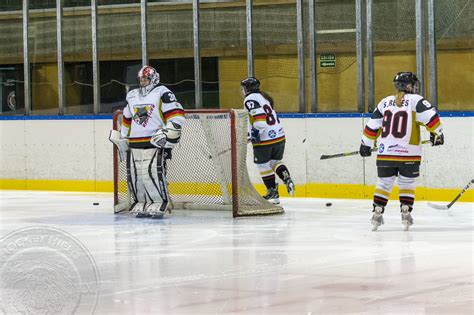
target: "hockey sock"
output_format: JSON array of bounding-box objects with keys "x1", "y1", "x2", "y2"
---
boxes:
[
  {"x1": 275, "y1": 164, "x2": 291, "y2": 182},
  {"x1": 398, "y1": 175, "x2": 415, "y2": 208},
  {"x1": 262, "y1": 174, "x2": 276, "y2": 189}
]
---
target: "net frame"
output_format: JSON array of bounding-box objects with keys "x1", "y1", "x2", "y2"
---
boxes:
[{"x1": 112, "y1": 108, "x2": 283, "y2": 217}]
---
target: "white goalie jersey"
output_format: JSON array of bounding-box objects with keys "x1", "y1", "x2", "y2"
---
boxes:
[
  {"x1": 361, "y1": 93, "x2": 443, "y2": 166},
  {"x1": 243, "y1": 92, "x2": 285, "y2": 146},
  {"x1": 120, "y1": 85, "x2": 185, "y2": 148}
]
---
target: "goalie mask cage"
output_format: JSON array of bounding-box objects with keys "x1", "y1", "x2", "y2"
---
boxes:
[{"x1": 113, "y1": 109, "x2": 283, "y2": 217}]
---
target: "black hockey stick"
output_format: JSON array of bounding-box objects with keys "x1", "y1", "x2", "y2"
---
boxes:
[
  {"x1": 320, "y1": 140, "x2": 431, "y2": 160},
  {"x1": 428, "y1": 179, "x2": 474, "y2": 210}
]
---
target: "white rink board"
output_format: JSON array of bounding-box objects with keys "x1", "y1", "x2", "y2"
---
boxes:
[{"x1": 0, "y1": 116, "x2": 472, "y2": 189}]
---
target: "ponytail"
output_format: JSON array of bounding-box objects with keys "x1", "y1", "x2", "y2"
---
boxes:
[
  {"x1": 260, "y1": 91, "x2": 274, "y2": 108},
  {"x1": 395, "y1": 91, "x2": 405, "y2": 107}
]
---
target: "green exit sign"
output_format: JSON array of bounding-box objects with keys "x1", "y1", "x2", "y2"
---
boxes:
[{"x1": 320, "y1": 54, "x2": 336, "y2": 68}]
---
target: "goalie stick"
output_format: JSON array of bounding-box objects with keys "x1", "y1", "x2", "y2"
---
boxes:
[
  {"x1": 428, "y1": 179, "x2": 473, "y2": 210},
  {"x1": 320, "y1": 140, "x2": 431, "y2": 160}
]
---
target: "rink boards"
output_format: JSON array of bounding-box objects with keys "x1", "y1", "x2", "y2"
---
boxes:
[{"x1": 0, "y1": 113, "x2": 473, "y2": 202}]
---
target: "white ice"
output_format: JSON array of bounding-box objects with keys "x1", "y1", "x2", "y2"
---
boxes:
[{"x1": 0, "y1": 190, "x2": 473, "y2": 314}]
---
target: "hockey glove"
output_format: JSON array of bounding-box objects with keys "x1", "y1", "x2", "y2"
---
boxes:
[
  {"x1": 359, "y1": 144, "x2": 372, "y2": 157},
  {"x1": 151, "y1": 129, "x2": 168, "y2": 148},
  {"x1": 250, "y1": 127, "x2": 261, "y2": 144},
  {"x1": 430, "y1": 132, "x2": 444, "y2": 146}
]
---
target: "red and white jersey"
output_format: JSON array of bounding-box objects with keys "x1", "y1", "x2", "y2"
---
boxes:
[
  {"x1": 120, "y1": 85, "x2": 185, "y2": 147},
  {"x1": 361, "y1": 93, "x2": 442, "y2": 165},
  {"x1": 243, "y1": 92, "x2": 285, "y2": 146}
]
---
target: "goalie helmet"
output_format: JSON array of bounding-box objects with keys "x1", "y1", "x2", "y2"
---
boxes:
[
  {"x1": 393, "y1": 72, "x2": 419, "y2": 94},
  {"x1": 137, "y1": 66, "x2": 160, "y2": 97},
  {"x1": 240, "y1": 77, "x2": 260, "y2": 95}
]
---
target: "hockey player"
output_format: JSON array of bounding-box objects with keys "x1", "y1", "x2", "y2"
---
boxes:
[
  {"x1": 111, "y1": 65, "x2": 185, "y2": 218},
  {"x1": 240, "y1": 77, "x2": 295, "y2": 204},
  {"x1": 360, "y1": 72, "x2": 444, "y2": 231}
]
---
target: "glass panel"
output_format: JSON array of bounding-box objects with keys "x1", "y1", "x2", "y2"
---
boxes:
[
  {"x1": 372, "y1": 0, "x2": 416, "y2": 111},
  {"x1": 0, "y1": 3, "x2": 24, "y2": 115},
  {"x1": 98, "y1": 1, "x2": 141, "y2": 113},
  {"x1": 64, "y1": 0, "x2": 93, "y2": 114},
  {"x1": 201, "y1": 1, "x2": 244, "y2": 109},
  {"x1": 30, "y1": 1, "x2": 59, "y2": 114},
  {"x1": 0, "y1": 1, "x2": 22, "y2": 11},
  {"x1": 316, "y1": 0, "x2": 357, "y2": 112},
  {"x1": 253, "y1": 1, "x2": 298, "y2": 112},
  {"x1": 147, "y1": 2, "x2": 196, "y2": 109},
  {"x1": 434, "y1": 0, "x2": 473, "y2": 110}
]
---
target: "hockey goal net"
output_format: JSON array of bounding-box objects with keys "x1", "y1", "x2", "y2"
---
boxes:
[{"x1": 113, "y1": 109, "x2": 283, "y2": 217}]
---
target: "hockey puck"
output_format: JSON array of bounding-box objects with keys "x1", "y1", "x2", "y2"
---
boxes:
[
  {"x1": 93, "y1": 202, "x2": 99, "y2": 206},
  {"x1": 326, "y1": 202, "x2": 332, "y2": 207}
]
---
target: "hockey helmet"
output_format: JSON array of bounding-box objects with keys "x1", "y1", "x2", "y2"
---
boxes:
[
  {"x1": 393, "y1": 72, "x2": 419, "y2": 93},
  {"x1": 137, "y1": 65, "x2": 160, "y2": 96},
  {"x1": 240, "y1": 77, "x2": 260, "y2": 95}
]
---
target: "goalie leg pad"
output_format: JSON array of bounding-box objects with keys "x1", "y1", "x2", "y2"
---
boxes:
[
  {"x1": 129, "y1": 148, "x2": 166, "y2": 208},
  {"x1": 148, "y1": 148, "x2": 170, "y2": 215}
]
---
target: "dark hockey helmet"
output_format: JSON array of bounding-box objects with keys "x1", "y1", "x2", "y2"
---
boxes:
[
  {"x1": 240, "y1": 77, "x2": 260, "y2": 94},
  {"x1": 393, "y1": 72, "x2": 419, "y2": 93}
]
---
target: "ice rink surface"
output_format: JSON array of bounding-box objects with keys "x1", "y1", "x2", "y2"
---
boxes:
[{"x1": 0, "y1": 190, "x2": 473, "y2": 314}]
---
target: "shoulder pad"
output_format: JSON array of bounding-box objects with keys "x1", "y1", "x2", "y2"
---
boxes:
[
  {"x1": 244, "y1": 99, "x2": 261, "y2": 111},
  {"x1": 415, "y1": 98, "x2": 434, "y2": 113},
  {"x1": 126, "y1": 89, "x2": 139, "y2": 99},
  {"x1": 161, "y1": 91, "x2": 178, "y2": 103}
]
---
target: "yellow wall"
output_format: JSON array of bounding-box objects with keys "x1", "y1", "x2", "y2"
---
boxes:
[
  {"x1": 219, "y1": 49, "x2": 474, "y2": 112},
  {"x1": 437, "y1": 50, "x2": 474, "y2": 109},
  {"x1": 219, "y1": 55, "x2": 299, "y2": 112},
  {"x1": 32, "y1": 64, "x2": 59, "y2": 112},
  {"x1": 31, "y1": 49, "x2": 474, "y2": 113}
]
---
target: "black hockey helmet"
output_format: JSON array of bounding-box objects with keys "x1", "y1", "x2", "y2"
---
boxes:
[
  {"x1": 393, "y1": 72, "x2": 419, "y2": 93},
  {"x1": 240, "y1": 77, "x2": 260, "y2": 94}
]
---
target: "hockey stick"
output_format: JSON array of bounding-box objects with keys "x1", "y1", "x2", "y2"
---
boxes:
[
  {"x1": 320, "y1": 140, "x2": 431, "y2": 160},
  {"x1": 428, "y1": 179, "x2": 474, "y2": 210}
]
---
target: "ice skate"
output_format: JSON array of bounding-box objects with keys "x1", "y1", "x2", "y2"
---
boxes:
[
  {"x1": 130, "y1": 203, "x2": 149, "y2": 218},
  {"x1": 146, "y1": 202, "x2": 167, "y2": 219},
  {"x1": 263, "y1": 185, "x2": 280, "y2": 204},
  {"x1": 371, "y1": 205, "x2": 385, "y2": 231},
  {"x1": 401, "y1": 204, "x2": 413, "y2": 231},
  {"x1": 284, "y1": 177, "x2": 295, "y2": 197}
]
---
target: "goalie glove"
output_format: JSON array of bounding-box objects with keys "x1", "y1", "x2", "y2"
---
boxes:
[
  {"x1": 430, "y1": 132, "x2": 444, "y2": 146},
  {"x1": 151, "y1": 128, "x2": 168, "y2": 148},
  {"x1": 150, "y1": 121, "x2": 183, "y2": 149}
]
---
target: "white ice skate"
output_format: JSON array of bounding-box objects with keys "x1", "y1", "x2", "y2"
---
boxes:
[
  {"x1": 401, "y1": 205, "x2": 413, "y2": 231},
  {"x1": 371, "y1": 205, "x2": 385, "y2": 231},
  {"x1": 130, "y1": 203, "x2": 149, "y2": 218},
  {"x1": 145, "y1": 202, "x2": 167, "y2": 219}
]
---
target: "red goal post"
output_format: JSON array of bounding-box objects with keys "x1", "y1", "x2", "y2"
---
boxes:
[{"x1": 112, "y1": 109, "x2": 283, "y2": 217}]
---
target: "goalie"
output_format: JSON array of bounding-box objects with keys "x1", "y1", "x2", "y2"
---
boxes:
[{"x1": 110, "y1": 66, "x2": 185, "y2": 218}]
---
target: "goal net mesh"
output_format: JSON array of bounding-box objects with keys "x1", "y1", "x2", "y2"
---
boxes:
[{"x1": 113, "y1": 109, "x2": 283, "y2": 217}]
